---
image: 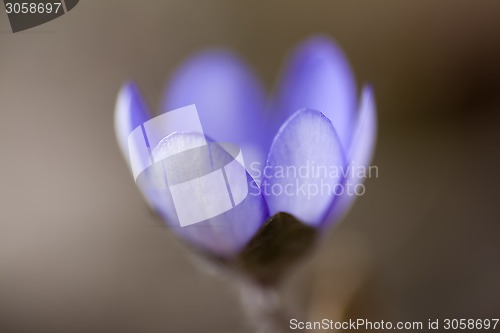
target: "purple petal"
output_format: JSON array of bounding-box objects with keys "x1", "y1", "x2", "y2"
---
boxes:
[
  {"x1": 137, "y1": 132, "x2": 268, "y2": 256},
  {"x1": 114, "y1": 82, "x2": 152, "y2": 160},
  {"x1": 162, "y1": 51, "x2": 268, "y2": 172},
  {"x1": 326, "y1": 86, "x2": 377, "y2": 223},
  {"x1": 263, "y1": 109, "x2": 345, "y2": 226},
  {"x1": 274, "y1": 36, "x2": 357, "y2": 151}
]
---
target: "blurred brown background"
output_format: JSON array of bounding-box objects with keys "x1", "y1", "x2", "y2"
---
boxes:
[{"x1": 1, "y1": 1, "x2": 500, "y2": 332}]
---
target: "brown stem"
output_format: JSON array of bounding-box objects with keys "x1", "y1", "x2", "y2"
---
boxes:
[{"x1": 239, "y1": 281, "x2": 304, "y2": 333}]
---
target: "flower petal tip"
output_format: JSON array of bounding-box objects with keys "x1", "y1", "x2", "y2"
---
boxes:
[
  {"x1": 264, "y1": 108, "x2": 346, "y2": 227},
  {"x1": 162, "y1": 49, "x2": 268, "y2": 167},
  {"x1": 324, "y1": 84, "x2": 377, "y2": 224},
  {"x1": 275, "y1": 35, "x2": 357, "y2": 151},
  {"x1": 114, "y1": 82, "x2": 151, "y2": 158}
]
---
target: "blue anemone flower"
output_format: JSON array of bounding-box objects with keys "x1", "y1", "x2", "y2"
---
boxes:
[{"x1": 114, "y1": 36, "x2": 377, "y2": 261}]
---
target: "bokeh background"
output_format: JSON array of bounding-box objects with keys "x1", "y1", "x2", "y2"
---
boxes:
[{"x1": 1, "y1": 1, "x2": 500, "y2": 332}]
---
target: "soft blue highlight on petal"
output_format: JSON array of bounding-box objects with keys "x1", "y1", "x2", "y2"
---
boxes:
[
  {"x1": 274, "y1": 36, "x2": 357, "y2": 151},
  {"x1": 114, "y1": 82, "x2": 151, "y2": 159},
  {"x1": 162, "y1": 51, "x2": 268, "y2": 172},
  {"x1": 263, "y1": 109, "x2": 345, "y2": 226},
  {"x1": 326, "y1": 85, "x2": 377, "y2": 224}
]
